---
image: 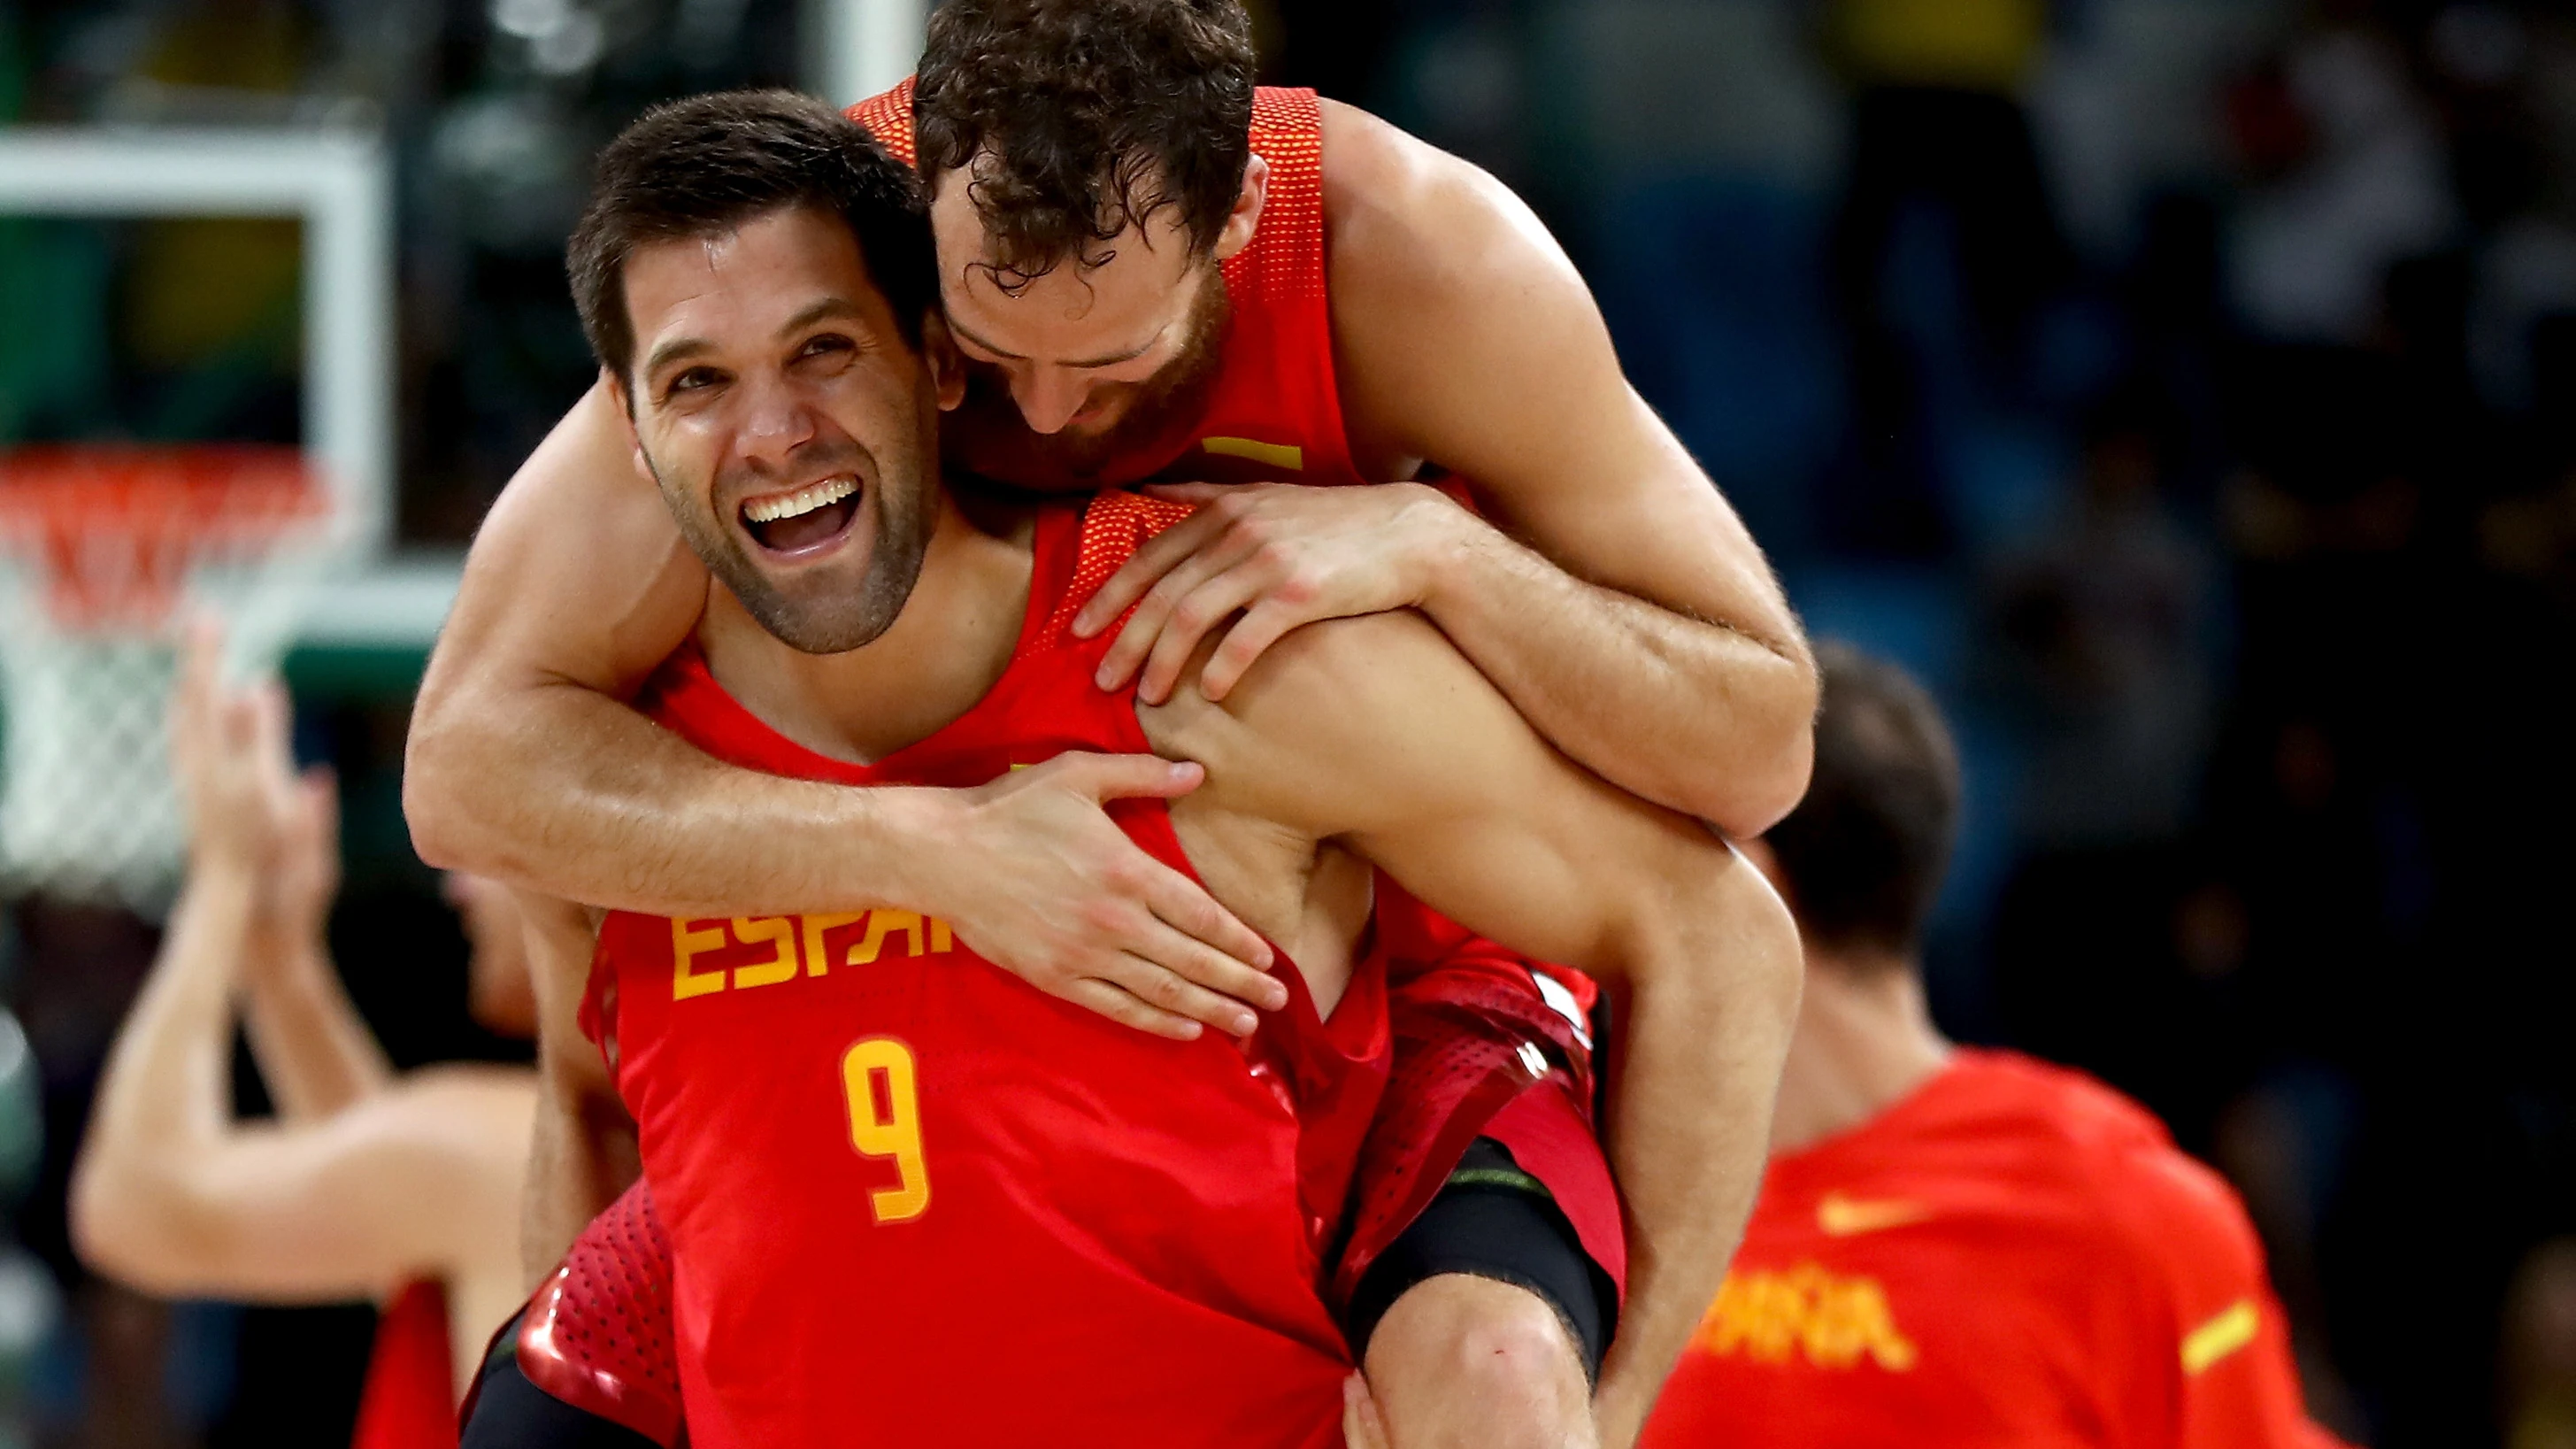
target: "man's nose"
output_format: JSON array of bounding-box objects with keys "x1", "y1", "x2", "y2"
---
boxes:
[
  {"x1": 1013, "y1": 367, "x2": 1091, "y2": 435},
  {"x1": 736, "y1": 374, "x2": 819, "y2": 468}
]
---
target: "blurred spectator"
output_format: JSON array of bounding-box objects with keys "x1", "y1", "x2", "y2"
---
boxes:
[
  {"x1": 2226, "y1": 13, "x2": 2455, "y2": 346},
  {"x1": 1823, "y1": 0, "x2": 2072, "y2": 555},
  {"x1": 1982, "y1": 384, "x2": 2218, "y2": 851}
]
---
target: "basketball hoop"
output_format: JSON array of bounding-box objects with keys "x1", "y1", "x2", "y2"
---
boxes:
[{"x1": 0, "y1": 444, "x2": 335, "y2": 910}]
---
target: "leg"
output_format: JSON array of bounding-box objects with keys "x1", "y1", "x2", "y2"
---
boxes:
[
  {"x1": 1365, "y1": 1276, "x2": 1594, "y2": 1449},
  {"x1": 1348, "y1": 1139, "x2": 1611, "y2": 1449}
]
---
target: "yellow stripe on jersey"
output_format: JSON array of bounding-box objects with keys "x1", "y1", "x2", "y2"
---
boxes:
[
  {"x1": 2180, "y1": 1299, "x2": 2259, "y2": 1376},
  {"x1": 1201, "y1": 436, "x2": 1303, "y2": 470}
]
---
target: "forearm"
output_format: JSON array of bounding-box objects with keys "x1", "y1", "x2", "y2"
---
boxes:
[
  {"x1": 1588, "y1": 862, "x2": 1802, "y2": 1446},
  {"x1": 71, "y1": 867, "x2": 257, "y2": 1280},
  {"x1": 240, "y1": 931, "x2": 390, "y2": 1121},
  {"x1": 520, "y1": 1067, "x2": 641, "y2": 1288},
  {"x1": 409, "y1": 675, "x2": 950, "y2": 919},
  {"x1": 1422, "y1": 520, "x2": 1815, "y2": 837}
]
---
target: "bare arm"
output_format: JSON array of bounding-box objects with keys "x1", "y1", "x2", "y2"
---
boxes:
[
  {"x1": 72, "y1": 649, "x2": 523, "y2": 1306},
  {"x1": 237, "y1": 772, "x2": 390, "y2": 1121},
  {"x1": 1165, "y1": 613, "x2": 1803, "y2": 1445},
  {"x1": 515, "y1": 892, "x2": 638, "y2": 1285},
  {"x1": 1083, "y1": 104, "x2": 1812, "y2": 837},
  {"x1": 403, "y1": 382, "x2": 1278, "y2": 1038}
]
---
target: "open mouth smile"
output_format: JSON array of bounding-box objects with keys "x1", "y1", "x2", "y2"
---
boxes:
[{"x1": 739, "y1": 474, "x2": 862, "y2": 555}]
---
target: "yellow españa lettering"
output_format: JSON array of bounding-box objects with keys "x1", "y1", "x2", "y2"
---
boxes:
[
  {"x1": 672, "y1": 919, "x2": 728, "y2": 999},
  {"x1": 667, "y1": 910, "x2": 961, "y2": 1000},
  {"x1": 1692, "y1": 1263, "x2": 1917, "y2": 1372},
  {"x1": 728, "y1": 916, "x2": 797, "y2": 989},
  {"x1": 2180, "y1": 1299, "x2": 2258, "y2": 1376}
]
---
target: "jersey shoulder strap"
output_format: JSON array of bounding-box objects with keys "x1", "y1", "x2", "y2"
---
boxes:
[
  {"x1": 848, "y1": 78, "x2": 918, "y2": 166},
  {"x1": 1033, "y1": 491, "x2": 1198, "y2": 648}
]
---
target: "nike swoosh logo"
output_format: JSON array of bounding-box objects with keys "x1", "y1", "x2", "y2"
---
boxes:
[{"x1": 1817, "y1": 1191, "x2": 1934, "y2": 1237}]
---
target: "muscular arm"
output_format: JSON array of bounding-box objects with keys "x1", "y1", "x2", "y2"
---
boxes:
[
  {"x1": 68, "y1": 864, "x2": 527, "y2": 1305},
  {"x1": 1161, "y1": 613, "x2": 1803, "y2": 1445},
  {"x1": 516, "y1": 892, "x2": 639, "y2": 1285},
  {"x1": 238, "y1": 776, "x2": 389, "y2": 1121},
  {"x1": 1325, "y1": 101, "x2": 1815, "y2": 836},
  {"x1": 404, "y1": 383, "x2": 1275, "y2": 1037},
  {"x1": 406, "y1": 382, "x2": 911, "y2": 917}
]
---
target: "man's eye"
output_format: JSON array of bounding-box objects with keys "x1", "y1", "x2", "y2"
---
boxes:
[
  {"x1": 799, "y1": 334, "x2": 856, "y2": 359},
  {"x1": 666, "y1": 367, "x2": 721, "y2": 396}
]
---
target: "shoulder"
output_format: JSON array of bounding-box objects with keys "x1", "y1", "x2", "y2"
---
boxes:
[
  {"x1": 1972, "y1": 1054, "x2": 2265, "y2": 1290},
  {"x1": 1317, "y1": 99, "x2": 1580, "y2": 318}
]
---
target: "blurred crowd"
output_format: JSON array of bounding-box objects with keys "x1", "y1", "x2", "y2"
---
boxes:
[{"x1": 3, "y1": 0, "x2": 2575, "y2": 1445}]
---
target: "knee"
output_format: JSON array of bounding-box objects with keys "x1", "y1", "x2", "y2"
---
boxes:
[{"x1": 1367, "y1": 1275, "x2": 1593, "y2": 1448}]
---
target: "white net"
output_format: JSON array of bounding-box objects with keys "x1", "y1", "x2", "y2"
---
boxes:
[{"x1": 0, "y1": 461, "x2": 338, "y2": 914}]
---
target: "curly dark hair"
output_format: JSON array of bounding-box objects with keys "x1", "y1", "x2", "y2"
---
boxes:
[
  {"x1": 568, "y1": 89, "x2": 934, "y2": 384},
  {"x1": 914, "y1": 0, "x2": 1257, "y2": 289}
]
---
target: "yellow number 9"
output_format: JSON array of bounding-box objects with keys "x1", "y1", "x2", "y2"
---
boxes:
[{"x1": 840, "y1": 1037, "x2": 930, "y2": 1223}]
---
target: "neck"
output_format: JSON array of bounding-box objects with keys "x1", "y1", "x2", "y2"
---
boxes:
[
  {"x1": 1766, "y1": 946, "x2": 1952, "y2": 1156},
  {"x1": 701, "y1": 490, "x2": 1036, "y2": 763}
]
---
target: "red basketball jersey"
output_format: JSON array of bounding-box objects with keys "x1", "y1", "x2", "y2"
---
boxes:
[
  {"x1": 348, "y1": 1281, "x2": 452, "y2": 1449},
  {"x1": 850, "y1": 77, "x2": 1624, "y2": 1296},
  {"x1": 850, "y1": 81, "x2": 1359, "y2": 489},
  {"x1": 1640, "y1": 1051, "x2": 2347, "y2": 1449},
  {"x1": 586, "y1": 495, "x2": 1388, "y2": 1448}
]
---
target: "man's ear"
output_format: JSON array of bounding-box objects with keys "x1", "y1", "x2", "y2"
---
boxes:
[
  {"x1": 920, "y1": 312, "x2": 967, "y2": 412},
  {"x1": 603, "y1": 368, "x2": 653, "y2": 479},
  {"x1": 1212, "y1": 153, "x2": 1269, "y2": 264}
]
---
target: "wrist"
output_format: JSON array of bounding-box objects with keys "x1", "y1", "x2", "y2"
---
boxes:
[
  {"x1": 1403, "y1": 485, "x2": 1493, "y2": 614},
  {"x1": 859, "y1": 786, "x2": 969, "y2": 918}
]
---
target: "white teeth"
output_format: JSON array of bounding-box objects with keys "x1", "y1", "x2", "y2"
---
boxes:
[{"x1": 742, "y1": 475, "x2": 857, "y2": 524}]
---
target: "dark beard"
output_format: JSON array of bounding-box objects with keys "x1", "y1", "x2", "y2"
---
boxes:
[{"x1": 945, "y1": 277, "x2": 1231, "y2": 489}]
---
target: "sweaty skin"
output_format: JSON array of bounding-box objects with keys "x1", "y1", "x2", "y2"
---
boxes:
[{"x1": 404, "y1": 97, "x2": 1813, "y2": 1040}]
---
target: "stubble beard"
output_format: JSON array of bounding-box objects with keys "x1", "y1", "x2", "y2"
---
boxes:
[
  {"x1": 954, "y1": 270, "x2": 1232, "y2": 482},
  {"x1": 644, "y1": 439, "x2": 937, "y2": 656}
]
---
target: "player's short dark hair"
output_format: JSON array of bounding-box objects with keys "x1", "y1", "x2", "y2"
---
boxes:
[
  {"x1": 914, "y1": 0, "x2": 1257, "y2": 289},
  {"x1": 568, "y1": 89, "x2": 934, "y2": 382},
  {"x1": 1764, "y1": 644, "x2": 1962, "y2": 960}
]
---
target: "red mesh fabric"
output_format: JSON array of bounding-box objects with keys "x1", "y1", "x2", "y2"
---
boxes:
[
  {"x1": 1036, "y1": 490, "x2": 1200, "y2": 647},
  {"x1": 845, "y1": 79, "x2": 917, "y2": 166},
  {"x1": 1226, "y1": 89, "x2": 1326, "y2": 307},
  {"x1": 1330, "y1": 968, "x2": 1597, "y2": 1306},
  {"x1": 516, "y1": 1182, "x2": 683, "y2": 1448}
]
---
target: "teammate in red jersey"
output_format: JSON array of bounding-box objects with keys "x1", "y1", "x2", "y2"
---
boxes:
[
  {"x1": 406, "y1": 4, "x2": 1812, "y2": 1436},
  {"x1": 1640, "y1": 644, "x2": 2348, "y2": 1449},
  {"x1": 463, "y1": 92, "x2": 1797, "y2": 1448},
  {"x1": 71, "y1": 628, "x2": 540, "y2": 1449}
]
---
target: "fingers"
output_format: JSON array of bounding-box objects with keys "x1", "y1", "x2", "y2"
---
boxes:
[
  {"x1": 1140, "y1": 851, "x2": 1274, "y2": 973},
  {"x1": 1048, "y1": 751, "x2": 1206, "y2": 803},
  {"x1": 1191, "y1": 595, "x2": 1311, "y2": 702},
  {"x1": 1071, "y1": 506, "x2": 1225, "y2": 639},
  {"x1": 1057, "y1": 978, "x2": 1205, "y2": 1044},
  {"x1": 1101, "y1": 939, "x2": 1264, "y2": 1037},
  {"x1": 1095, "y1": 526, "x2": 1265, "y2": 693},
  {"x1": 1132, "y1": 913, "x2": 1287, "y2": 1019},
  {"x1": 1132, "y1": 561, "x2": 1272, "y2": 705}
]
